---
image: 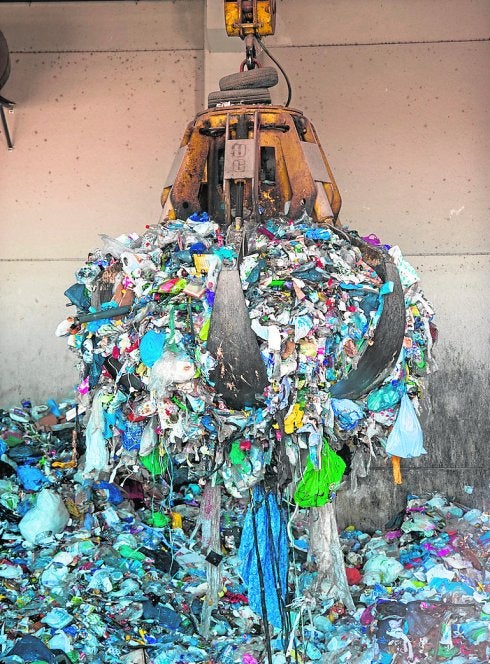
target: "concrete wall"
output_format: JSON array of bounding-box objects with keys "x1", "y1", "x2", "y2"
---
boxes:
[
  {"x1": 0, "y1": 0, "x2": 204, "y2": 405},
  {"x1": 1, "y1": 1, "x2": 488, "y2": 526}
]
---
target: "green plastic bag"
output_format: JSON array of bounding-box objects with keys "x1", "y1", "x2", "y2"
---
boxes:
[
  {"x1": 146, "y1": 512, "x2": 170, "y2": 528},
  {"x1": 294, "y1": 442, "x2": 346, "y2": 507},
  {"x1": 229, "y1": 440, "x2": 247, "y2": 467},
  {"x1": 139, "y1": 448, "x2": 167, "y2": 475},
  {"x1": 117, "y1": 544, "x2": 147, "y2": 561}
]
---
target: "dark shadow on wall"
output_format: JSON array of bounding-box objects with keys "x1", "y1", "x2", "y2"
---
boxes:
[{"x1": 335, "y1": 353, "x2": 490, "y2": 531}]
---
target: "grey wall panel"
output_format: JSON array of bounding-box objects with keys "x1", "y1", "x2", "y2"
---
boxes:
[
  {"x1": 0, "y1": 261, "x2": 80, "y2": 405},
  {"x1": 0, "y1": 0, "x2": 204, "y2": 52},
  {"x1": 271, "y1": 0, "x2": 490, "y2": 46},
  {"x1": 268, "y1": 42, "x2": 490, "y2": 255},
  {"x1": 0, "y1": 50, "x2": 203, "y2": 260}
]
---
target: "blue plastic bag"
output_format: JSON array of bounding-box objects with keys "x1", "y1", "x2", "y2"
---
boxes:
[
  {"x1": 304, "y1": 227, "x2": 331, "y2": 241},
  {"x1": 385, "y1": 394, "x2": 426, "y2": 458},
  {"x1": 331, "y1": 398, "x2": 365, "y2": 430},
  {"x1": 367, "y1": 381, "x2": 403, "y2": 412},
  {"x1": 238, "y1": 486, "x2": 288, "y2": 629},
  {"x1": 121, "y1": 421, "x2": 143, "y2": 452},
  {"x1": 16, "y1": 465, "x2": 49, "y2": 491},
  {"x1": 94, "y1": 481, "x2": 124, "y2": 505},
  {"x1": 140, "y1": 329, "x2": 166, "y2": 367},
  {"x1": 64, "y1": 282, "x2": 91, "y2": 311}
]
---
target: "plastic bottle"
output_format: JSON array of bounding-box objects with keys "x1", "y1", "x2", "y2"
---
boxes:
[{"x1": 218, "y1": 645, "x2": 237, "y2": 664}]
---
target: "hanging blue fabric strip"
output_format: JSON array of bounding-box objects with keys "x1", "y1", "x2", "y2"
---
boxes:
[{"x1": 238, "y1": 485, "x2": 288, "y2": 628}]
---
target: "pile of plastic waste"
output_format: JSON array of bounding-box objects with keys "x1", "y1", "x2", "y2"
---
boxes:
[
  {"x1": 0, "y1": 214, "x2": 456, "y2": 663},
  {"x1": 0, "y1": 403, "x2": 488, "y2": 664},
  {"x1": 55, "y1": 214, "x2": 436, "y2": 496}
]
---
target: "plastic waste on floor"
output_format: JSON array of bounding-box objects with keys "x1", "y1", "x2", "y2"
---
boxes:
[
  {"x1": 4, "y1": 216, "x2": 484, "y2": 663},
  {"x1": 18, "y1": 488, "x2": 70, "y2": 544},
  {"x1": 0, "y1": 392, "x2": 488, "y2": 663}
]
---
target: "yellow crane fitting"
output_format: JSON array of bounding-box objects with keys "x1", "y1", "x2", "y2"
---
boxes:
[{"x1": 224, "y1": 0, "x2": 276, "y2": 38}]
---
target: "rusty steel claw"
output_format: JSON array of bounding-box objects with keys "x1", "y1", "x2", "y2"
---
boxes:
[
  {"x1": 329, "y1": 238, "x2": 406, "y2": 399},
  {"x1": 162, "y1": 103, "x2": 406, "y2": 408},
  {"x1": 207, "y1": 268, "x2": 268, "y2": 409}
]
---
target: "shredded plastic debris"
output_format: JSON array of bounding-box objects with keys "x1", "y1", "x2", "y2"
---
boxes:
[
  {"x1": 0, "y1": 418, "x2": 488, "y2": 664},
  {"x1": 2, "y1": 216, "x2": 478, "y2": 664},
  {"x1": 56, "y1": 214, "x2": 436, "y2": 497}
]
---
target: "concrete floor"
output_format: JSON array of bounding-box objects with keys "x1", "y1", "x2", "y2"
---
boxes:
[{"x1": 0, "y1": 0, "x2": 489, "y2": 525}]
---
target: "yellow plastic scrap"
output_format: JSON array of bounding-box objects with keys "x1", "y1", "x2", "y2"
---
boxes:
[
  {"x1": 199, "y1": 317, "x2": 210, "y2": 341},
  {"x1": 410, "y1": 305, "x2": 421, "y2": 317},
  {"x1": 299, "y1": 339, "x2": 317, "y2": 357},
  {"x1": 52, "y1": 459, "x2": 77, "y2": 469},
  {"x1": 64, "y1": 497, "x2": 82, "y2": 518},
  {"x1": 391, "y1": 455, "x2": 403, "y2": 484},
  {"x1": 136, "y1": 363, "x2": 147, "y2": 376},
  {"x1": 284, "y1": 403, "x2": 304, "y2": 434},
  {"x1": 171, "y1": 512, "x2": 183, "y2": 529},
  {"x1": 193, "y1": 254, "x2": 209, "y2": 273}
]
